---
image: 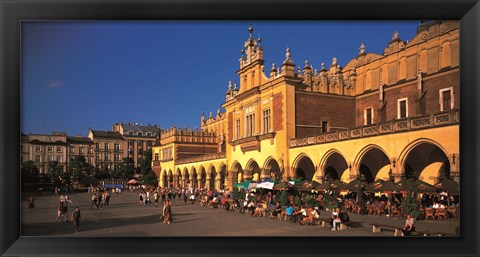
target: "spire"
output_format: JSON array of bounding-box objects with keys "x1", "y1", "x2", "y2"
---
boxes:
[
  {"x1": 248, "y1": 22, "x2": 253, "y2": 38},
  {"x1": 359, "y1": 42, "x2": 366, "y2": 55}
]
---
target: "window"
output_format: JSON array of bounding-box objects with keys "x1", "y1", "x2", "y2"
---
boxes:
[
  {"x1": 96, "y1": 143, "x2": 100, "y2": 149},
  {"x1": 440, "y1": 88, "x2": 453, "y2": 111},
  {"x1": 129, "y1": 131, "x2": 134, "y2": 135},
  {"x1": 364, "y1": 108, "x2": 374, "y2": 125},
  {"x1": 138, "y1": 132, "x2": 143, "y2": 136},
  {"x1": 397, "y1": 98, "x2": 408, "y2": 119},
  {"x1": 262, "y1": 109, "x2": 271, "y2": 134},
  {"x1": 128, "y1": 140, "x2": 133, "y2": 146},
  {"x1": 56, "y1": 146, "x2": 62, "y2": 152},
  {"x1": 235, "y1": 119, "x2": 240, "y2": 139},
  {"x1": 321, "y1": 121, "x2": 329, "y2": 134},
  {"x1": 35, "y1": 155, "x2": 41, "y2": 163},
  {"x1": 57, "y1": 156, "x2": 62, "y2": 162},
  {"x1": 154, "y1": 153, "x2": 159, "y2": 161},
  {"x1": 104, "y1": 153, "x2": 109, "y2": 161},
  {"x1": 104, "y1": 143, "x2": 109, "y2": 150},
  {"x1": 87, "y1": 157, "x2": 92, "y2": 164},
  {"x1": 95, "y1": 153, "x2": 100, "y2": 161},
  {"x1": 48, "y1": 155, "x2": 54, "y2": 161},
  {"x1": 114, "y1": 154, "x2": 120, "y2": 161},
  {"x1": 137, "y1": 140, "x2": 143, "y2": 146},
  {"x1": 47, "y1": 146, "x2": 53, "y2": 152},
  {"x1": 79, "y1": 147, "x2": 84, "y2": 154},
  {"x1": 246, "y1": 113, "x2": 255, "y2": 137},
  {"x1": 69, "y1": 147, "x2": 75, "y2": 154},
  {"x1": 35, "y1": 146, "x2": 41, "y2": 152},
  {"x1": 114, "y1": 143, "x2": 120, "y2": 150},
  {"x1": 147, "y1": 132, "x2": 152, "y2": 136},
  {"x1": 88, "y1": 147, "x2": 93, "y2": 154}
]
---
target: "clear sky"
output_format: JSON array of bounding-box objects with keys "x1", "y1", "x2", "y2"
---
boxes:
[{"x1": 21, "y1": 21, "x2": 419, "y2": 137}]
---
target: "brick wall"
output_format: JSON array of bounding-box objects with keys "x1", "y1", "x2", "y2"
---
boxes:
[
  {"x1": 227, "y1": 111, "x2": 233, "y2": 142},
  {"x1": 273, "y1": 92, "x2": 284, "y2": 131},
  {"x1": 295, "y1": 92, "x2": 355, "y2": 138},
  {"x1": 355, "y1": 70, "x2": 459, "y2": 126}
]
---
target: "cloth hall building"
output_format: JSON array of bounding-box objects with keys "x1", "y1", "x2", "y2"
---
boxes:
[{"x1": 152, "y1": 21, "x2": 460, "y2": 191}]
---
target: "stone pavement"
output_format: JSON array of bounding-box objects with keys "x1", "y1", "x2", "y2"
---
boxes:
[{"x1": 21, "y1": 192, "x2": 459, "y2": 237}]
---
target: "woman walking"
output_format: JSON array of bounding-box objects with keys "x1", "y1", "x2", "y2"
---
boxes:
[{"x1": 162, "y1": 200, "x2": 173, "y2": 224}]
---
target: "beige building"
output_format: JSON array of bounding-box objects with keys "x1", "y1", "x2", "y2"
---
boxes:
[
  {"x1": 67, "y1": 135, "x2": 95, "y2": 165},
  {"x1": 112, "y1": 123, "x2": 161, "y2": 168},
  {"x1": 21, "y1": 132, "x2": 69, "y2": 174},
  {"x1": 88, "y1": 130, "x2": 124, "y2": 173}
]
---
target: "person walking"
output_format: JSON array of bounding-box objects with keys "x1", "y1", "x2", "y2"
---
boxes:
[
  {"x1": 71, "y1": 206, "x2": 81, "y2": 233},
  {"x1": 162, "y1": 200, "x2": 173, "y2": 224},
  {"x1": 90, "y1": 194, "x2": 98, "y2": 209},
  {"x1": 154, "y1": 191, "x2": 159, "y2": 207}
]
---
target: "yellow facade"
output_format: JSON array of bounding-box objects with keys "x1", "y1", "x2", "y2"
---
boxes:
[{"x1": 152, "y1": 21, "x2": 460, "y2": 189}]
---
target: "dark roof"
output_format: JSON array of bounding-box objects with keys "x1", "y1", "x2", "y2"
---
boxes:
[
  {"x1": 67, "y1": 136, "x2": 94, "y2": 144},
  {"x1": 90, "y1": 130, "x2": 123, "y2": 139},
  {"x1": 119, "y1": 123, "x2": 162, "y2": 134}
]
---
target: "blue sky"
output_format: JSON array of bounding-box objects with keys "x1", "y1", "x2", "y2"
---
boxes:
[{"x1": 21, "y1": 21, "x2": 419, "y2": 136}]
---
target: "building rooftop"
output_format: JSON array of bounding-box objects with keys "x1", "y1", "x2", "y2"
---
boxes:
[{"x1": 90, "y1": 130, "x2": 123, "y2": 139}]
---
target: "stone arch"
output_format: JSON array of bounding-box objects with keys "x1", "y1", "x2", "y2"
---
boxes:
[
  {"x1": 182, "y1": 167, "x2": 189, "y2": 187},
  {"x1": 208, "y1": 164, "x2": 217, "y2": 190},
  {"x1": 198, "y1": 166, "x2": 207, "y2": 189},
  {"x1": 245, "y1": 159, "x2": 261, "y2": 181},
  {"x1": 319, "y1": 149, "x2": 350, "y2": 183},
  {"x1": 231, "y1": 161, "x2": 243, "y2": 183},
  {"x1": 218, "y1": 163, "x2": 227, "y2": 190},
  {"x1": 398, "y1": 139, "x2": 451, "y2": 185},
  {"x1": 354, "y1": 145, "x2": 391, "y2": 183},
  {"x1": 161, "y1": 170, "x2": 168, "y2": 188},
  {"x1": 292, "y1": 153, "x2": 316, "y2": 181},
  {"x1": 263, "y1": 157, "x2": 281, "y2": 181},
  {"x1": 190, "y1": 167, "x2": 197, "y2": 189},
  {"x1": 175, "y1": 168, "x2": 182, "y2": 187},
  {"x1": 167, "y1": 169, "x2": 173, "y2": 187}
]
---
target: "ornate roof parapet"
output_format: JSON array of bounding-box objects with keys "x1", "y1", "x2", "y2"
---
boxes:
[
  {"x1": 239, "y1": 24, "x2": 264, "y2": 69},
  {"x1": 281, "y1": 46, "x2": 296, "y2": 77}
]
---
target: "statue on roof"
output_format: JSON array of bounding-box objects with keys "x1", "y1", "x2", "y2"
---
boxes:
[{"x1": 359, "y1": 42, "x2": 366, "y2": 54}]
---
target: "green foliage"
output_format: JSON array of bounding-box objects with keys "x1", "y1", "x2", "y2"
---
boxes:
[
  {"x1": 69, "y1": 155, "x2": 93, "y2": 180},
  {"x1": 21, "y1": 160, "x2": 40, "y2": 183},
  {"x1": 401, "y1": 184, "x2": 421, "y2": 218},
  {"x1": 142, "y1": 170, "x2": 158, "y2": 185},
  {"x1": 276, "y1": 190, "x2": 289, "y2": 206},
  {"x1": 47, "y1": 161, "x2": 65, "y2": 186},
  {"x1": 233, "y1": 187, "x2": 242, "y2": 201},
  {"x1": 304, "y1": 194, "x2": 318, "y2": 208},
  {"x1": 137, "y1": 149, "x2": 153, "y2": 176},
  {"x1": 294, "y1": 195, "x2": 302, "y2": 206},
  {"x1": 113, "y1": 157, "x2": 135, "y2": 182}
]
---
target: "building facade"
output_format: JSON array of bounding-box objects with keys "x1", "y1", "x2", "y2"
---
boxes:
[
  {"x1": 112, "y1": 123, "x2": 161, "y2": 167},
  {"x1": 153, "y1": 21, "x2": 459, "y2": 190},
  {"x1": 88, "y1": 130, "x2": 124, "y2": 172},
  {"x1": 21, "y1": 132, "x2": 69, "y2": 173}
]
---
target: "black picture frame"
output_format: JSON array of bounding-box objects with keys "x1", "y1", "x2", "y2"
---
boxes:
[{"x1": 1, "y1": 0, "x2": 479, "y2": 256}]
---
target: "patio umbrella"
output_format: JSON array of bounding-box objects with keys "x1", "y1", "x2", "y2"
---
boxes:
[
  {"x1": 346, "y1": 179, "x2": 369, "y2": 192},
  {"x1": 366, "y1": 179, "x2": 401, "y2": 193},
  {"x1": 395, "y1": 178, "x2": 436, "y2": 193},
  {"x1": 273, "y1": 181, "x2": 294, "y2": 191},
  {"x1": 288, "y1": 178, "x2": 302, "y2": 186},
  {"x1": 434, "y1": 178, "x2": 460, "y2": 194},
  {"x1": 256, "y1": 179, "x2": 277, "y2": 190},
  {"x1": 234, "y1": 180, "x2": 254, "y2": 190},
  {"x1": 127, "y1": 179, "x2": 139, "y2": 185},
  {"x1": 297, "y1": 180, "x2": 320, "y2": 192},
  {"x1": 315, "y1": 179, "x2": 346, "y2": 191}
]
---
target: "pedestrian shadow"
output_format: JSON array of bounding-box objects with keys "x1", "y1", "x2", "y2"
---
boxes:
[{"x1": 172, "y1": 217, "x2": 208, "y2": 224}]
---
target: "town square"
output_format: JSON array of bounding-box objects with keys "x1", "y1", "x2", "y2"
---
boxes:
[{"x1": 20, "y1": 20, "x2": 460, "y2": 237}]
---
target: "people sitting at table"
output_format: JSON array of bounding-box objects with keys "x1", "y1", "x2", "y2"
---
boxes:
[
  {"x1": 293, "y1": 205, "x2": 307, "y2": 223},
  {"x1": 247, "y1": 200, "x2": 256, "y2": 215},
  {"x1": 253, "y1": 202, "x2": 265, "y2": 217},
  {"x1": 331, "y1": 208, "x2": 341, "y2": 230},
  {"x1": 270, "y1": 202, "x2": 282, "y2": 219},
  {"x1": 208, "y1": 195, "x2": 219, "y2": 208}
]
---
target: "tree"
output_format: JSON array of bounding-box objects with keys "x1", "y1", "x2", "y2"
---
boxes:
[
  {"x1": 47, "y1": 161, "x2": 65, "y2": 186},
  {"x1": 401, "y1": 182, "x2": 421, "y2": 218},
  {"x1": 138, "y1": 149, "x2": 153, "y2": 176},
  {"x1": 113, "y1": 157, "x2": 135, "y2": 182},
  {"x1": 69, "y1": 155, "x2": 93, "y2": 180},
  {"x1": 21, "y1": 160, "x2": 40, "y2": 183},
  {"x1": 276, "y1": 190, "x2": 289, "y2": 206}
]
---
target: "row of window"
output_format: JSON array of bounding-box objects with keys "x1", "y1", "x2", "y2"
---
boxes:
[
  {"x1": 364, "y1": 88, "x2": 453, "y2": 125},
  {"x1": 234, "y1": 108, "x2": 272, "y2": 139},
  {"x1": 69, "y1": 147, "x2": 93, "y2": 154},
  {"x1": 95, "y1": 143, "x2": 121, "y2": 150},
  {"x1": 127, "y1": 131, "x2": 154, "y2": 137},
  {"x1": 95, "y1": 153, "x2": 121, "y2": 161},
  {"x1": 162, "y1": 147, "x2": 173, "y2": 160}
]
